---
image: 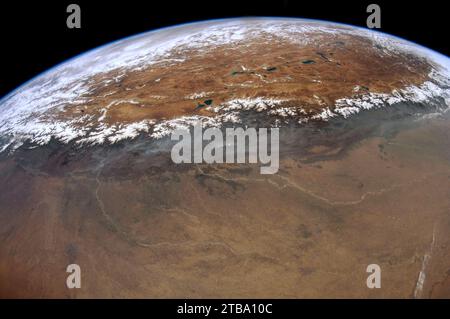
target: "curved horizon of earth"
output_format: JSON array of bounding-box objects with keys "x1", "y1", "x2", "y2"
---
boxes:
[
  {"x1": 0, "y1": 17, "x2": 449, "y2": 153},
  {"x1": 0, "y1": 17, "x2": 450, "y2": 298}
]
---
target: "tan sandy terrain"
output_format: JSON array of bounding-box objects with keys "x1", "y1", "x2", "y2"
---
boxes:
[{"x1": 0, "y1": 112, "x2": 449, "y2": 298}]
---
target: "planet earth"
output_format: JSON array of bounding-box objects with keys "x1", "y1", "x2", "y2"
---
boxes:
[{"x1": 0, "y1": 17, "x2": 449, "y2": 298}]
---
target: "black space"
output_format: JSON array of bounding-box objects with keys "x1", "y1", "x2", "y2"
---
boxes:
[{"x1": 0, "y1": 0, "x2": 448, "y2": 98}]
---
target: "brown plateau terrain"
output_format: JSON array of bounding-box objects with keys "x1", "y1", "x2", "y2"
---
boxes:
[{"x1": 59, "y1": 32, "x2": 431, "y2": 125}]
